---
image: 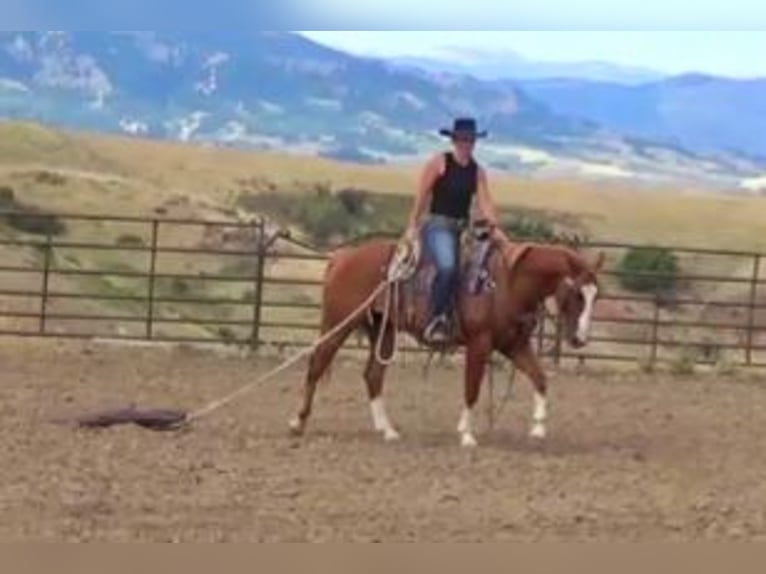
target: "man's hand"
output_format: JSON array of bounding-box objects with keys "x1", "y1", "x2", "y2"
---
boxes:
[{"x1": 404, "y1": 225, "x2": 418, "y2": 244}]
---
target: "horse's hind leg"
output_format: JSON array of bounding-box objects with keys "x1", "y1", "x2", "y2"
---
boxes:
[
  {"x1": 289, "y1": 317, "x2": 357, "y2": 437},
  {"x1": 364, "y1": 314, "x2": 400, "y2": 442}
]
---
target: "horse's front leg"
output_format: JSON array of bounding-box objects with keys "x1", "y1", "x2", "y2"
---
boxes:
[
  {"x1": 511, "y1": 342, "x2": 549, "y2": 440},
  {"x1": 458, "y1": 332, "x2": 493, "y2": 448}
]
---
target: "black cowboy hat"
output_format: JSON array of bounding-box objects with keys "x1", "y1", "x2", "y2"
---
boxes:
[{"x1": 439, "y1": 117, "x2": 488, "y2": 139}]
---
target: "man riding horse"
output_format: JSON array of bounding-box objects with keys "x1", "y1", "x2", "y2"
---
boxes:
[
  {"x1": 405, "y1": 117, "x2": 505, "y2": 344},
  {"x1": 289, "y1": 118, "x2": 604, "y2": 448}
]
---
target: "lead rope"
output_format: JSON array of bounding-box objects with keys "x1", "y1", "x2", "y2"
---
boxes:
[
  {"x1": 183, "y1": 239, "x2": 418, "y2": 427},
  {"x1": 373, "y1": 239, "x2": 419, "y2": 366}
]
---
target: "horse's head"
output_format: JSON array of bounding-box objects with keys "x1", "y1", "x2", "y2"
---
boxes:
[
  {"x1": 497, "y1": 240, "x2": 605, "y2": 349},
  {"x1": 554, "y1": 251, "x2": 605, "y2": 349}
]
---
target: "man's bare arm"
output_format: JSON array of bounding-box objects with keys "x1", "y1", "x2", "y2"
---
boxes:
[
  {"x1": 475, "y1": 167, "x2": 500, "y2": 227},
  {"x1": 405, "y1": 154, "x2": 442, "y2": 233}
]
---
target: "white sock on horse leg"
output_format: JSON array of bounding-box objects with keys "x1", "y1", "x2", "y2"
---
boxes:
[
  {"x1": 530, "y1": 392, "x2": 548, "y2": 439},
  {"x1": 458, "y1": 407, "x2": 478, "y2": 447},
  {"x1": 370, "y1": 398, "x2": 400, "y2": 441}
]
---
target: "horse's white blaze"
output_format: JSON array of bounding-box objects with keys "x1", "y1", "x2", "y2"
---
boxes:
[
  {"x1": 577, "y1": 283, "x2": 599, "y2": 343},
  {"x1": 370, "y1": 398, "x2": 399, "y2": 441}
]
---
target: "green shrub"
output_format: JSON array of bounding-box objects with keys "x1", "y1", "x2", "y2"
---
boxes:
[
  {"x1": 617, "y1": 246, "x2": 679, "y2": 296},
  {"x1": 337, "y1": 187, "x2": 368, "y2": 216},
  {"x1": 500, "y1": 214, "x2": 586, "y2": 248},
  {"x1": 0, "y1": 186, "x2": 15, "y2": 207},
  {"x1": 0, "y1": 188, "x2": 67, "y2": 236},
  {"x1": 236, "y1": 185, "x2": 408, "y2": 247},
  {"x1": 670, "y1": 346, "x2": 697, "y2": 376},
  {"x1": 217, "y1": 327, "x2": 239, "y2": 345},
  {"x1": 115, "y1": 234, "x2": 146, "y2": 248},
  {"x1": 170, "y1": 278, "x2": 191, "y2": 296},
  {"x1": 5, "y1": 210, "x2": 66, "y2": 236},
  {"x1": 504, "y1": 215, "x2": 557, "y2": 242},
  {"x1": 34, "y1": 170, "x2": 67, "y2": 186}
]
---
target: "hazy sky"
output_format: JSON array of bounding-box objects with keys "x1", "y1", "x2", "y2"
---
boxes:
[{"x1": 301, "y1": 31, "x2": 766, "y2": 77}]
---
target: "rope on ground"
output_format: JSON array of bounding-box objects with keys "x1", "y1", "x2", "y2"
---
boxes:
[{"x1": 183, "y1": 239, "x2": 418, "y2": 427}]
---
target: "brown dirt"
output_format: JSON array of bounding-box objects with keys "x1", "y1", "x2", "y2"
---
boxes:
[{"x1": 2, "y1": 339, "x2": 766, "y2": 542}]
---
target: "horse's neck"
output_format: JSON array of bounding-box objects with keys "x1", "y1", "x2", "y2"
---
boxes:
[
  {"x1": 492, "y1": 244, "x2": 568, "y2": 313},
  {"x1": 491, "y1": 250, "x2": 541, "y2": 312},
  {"x1": 516, "y1": 273, "x2": 559, "y2": 313}
]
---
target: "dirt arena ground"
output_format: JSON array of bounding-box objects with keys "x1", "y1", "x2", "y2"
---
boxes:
[{"x1": 2, "y1": 339, "x2": 766, "y2": 542}]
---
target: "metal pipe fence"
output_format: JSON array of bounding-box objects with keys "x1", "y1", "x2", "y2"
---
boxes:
[{"x1": 0, "y1": 209, "x2": 764, "y2": 368}]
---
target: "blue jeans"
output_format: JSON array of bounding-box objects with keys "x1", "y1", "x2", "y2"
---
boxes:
[{"x1": 421, "y1": 218, "x2": 460, "y2": 321}]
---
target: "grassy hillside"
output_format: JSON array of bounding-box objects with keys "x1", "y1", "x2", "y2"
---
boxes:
[{"x1": 2, "y1": 121, "x2": 766, "y2": 251}]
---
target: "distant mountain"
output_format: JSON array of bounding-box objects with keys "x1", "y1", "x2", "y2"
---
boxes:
[
  {"x1": 394, "y1": 51, "x2": 665, "y2": 85},
  {"x1": 394, "y1": 48, "x2": 766, "y2": 161},
  {"x1": 521, "y1": 74, "x2": 766, "y2": 158},
  {"x1": 0, "y1": 31, "x2": 593, "y2": 154},
  {"x1": 0, "y1": 31, "x2": 763, "y2": 190}
]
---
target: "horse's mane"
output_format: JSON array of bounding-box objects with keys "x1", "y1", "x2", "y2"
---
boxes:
[{"x1": 498, "y1": 239, "x2": 590, "y2": 277}]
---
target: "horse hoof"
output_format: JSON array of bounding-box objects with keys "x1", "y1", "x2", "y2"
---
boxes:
[
  {"x1": 383, "y1": 429, "x2": 401, "y2": 442},
  {"x1": 530, "y1": 424, "x2": 547, "y2": 440},
  {"x1": 288, "y1": 418, "x2": 305, "y2": 437},
  {"x1": 460, "y1": 434, "x2": 478, "y2": 449}
]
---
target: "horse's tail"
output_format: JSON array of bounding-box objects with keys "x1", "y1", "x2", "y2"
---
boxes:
[{"x1": 319, "y1": 247, "x2": 346, "y2": 318}]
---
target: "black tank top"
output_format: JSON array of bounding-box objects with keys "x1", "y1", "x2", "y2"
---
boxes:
[{"x1": 429, "y1": 152, "x2": 478, "y2": 220}]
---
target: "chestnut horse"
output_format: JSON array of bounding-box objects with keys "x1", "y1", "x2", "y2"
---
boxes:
[{"x1": 289, "y1": 236, "x2": 604, "y2": 447}]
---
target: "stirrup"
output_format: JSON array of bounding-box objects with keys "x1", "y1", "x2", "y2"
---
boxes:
[{"x1": 424, "y1": 316, "x2": 450, "y2": 344}]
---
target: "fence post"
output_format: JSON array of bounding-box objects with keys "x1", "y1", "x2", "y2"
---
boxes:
[
  {"x1": 146, "y1": 219, "x2": 159, "y2": 340},
  {"x1": 38, "y1": 217, "x2": 55, "y2": 334},
  {"x1": 650, "y1": 296, "x2": 660, "y2": 367},
  {"x1": 746, "y1": 254, "x2": 761, "y2": 366},
  {"x1": 250, "y1": 217, "x2": 267, "y2": 351}
]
